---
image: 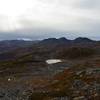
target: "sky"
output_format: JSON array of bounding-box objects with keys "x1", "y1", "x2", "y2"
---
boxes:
[{"x1": 0, "y1": 0, "x2": 100, "y2": 40}]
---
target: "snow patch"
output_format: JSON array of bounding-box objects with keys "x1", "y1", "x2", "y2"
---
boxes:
[{"x1": 46, "y1": 59, "x2": 62, "y2": 64}]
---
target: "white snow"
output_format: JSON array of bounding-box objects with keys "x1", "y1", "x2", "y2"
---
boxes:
[
  {"x1": 8, "y1": 78, "x2": 11, "y2": 81},
  {"x1": 17, "y1": 38, "x2": 32, "y2": 41},
  {"x1": 46, "y1": 59, "x2": 62, "y2": 64}
]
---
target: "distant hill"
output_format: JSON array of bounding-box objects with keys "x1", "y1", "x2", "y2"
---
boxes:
[
  {"x1": 0, "y1": 40, "x2": 39, "y2": 53},
  {"x1": 74, "y1": 37, "x2": 94, "y2": 43},
  {"x1": 39, "y1": 37, "x2": 70, "y2": 45}
]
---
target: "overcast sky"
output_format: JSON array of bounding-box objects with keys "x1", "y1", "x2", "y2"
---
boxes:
[{"x1": 0, "y1": 0, "x2": 100, "y2": 40}]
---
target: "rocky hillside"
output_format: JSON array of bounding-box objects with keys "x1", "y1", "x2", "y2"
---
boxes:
[{"x1": 0, "y1": 37, "x2": 99, "y2": 100}]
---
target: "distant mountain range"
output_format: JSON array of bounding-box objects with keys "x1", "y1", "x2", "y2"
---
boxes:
[
  {"x1": 0, "y1": 37, "x2": 99, "y2": 53},
  {"x1": 0, "y1": 37, "x2": 99, "y2": 61},
  {"x1": 39, "y1": 37, "x2": 97, "y2": 45}
]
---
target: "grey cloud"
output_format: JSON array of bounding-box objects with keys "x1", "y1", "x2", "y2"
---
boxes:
[
  {"x1": 75, "y1": 0, "x2": 100, "y2": 9},
  {"x1": 0, "y1": 0, "x2": 100, "y2": 40}
]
